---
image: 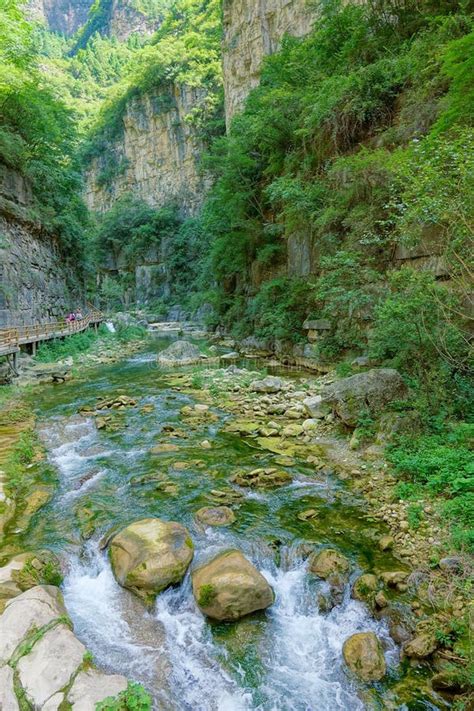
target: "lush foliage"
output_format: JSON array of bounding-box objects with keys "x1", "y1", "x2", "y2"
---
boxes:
[
  {"x1": 388, "y1": 424, "x2": 474, "y2": 551},
  {"x1": 0, "y1": 0, "x2": 90, "y2": 261},
  {"x1": 34, "y1": 323, "x2": 146, "y2": 362},
  {"x1": 93, "y1": 193, "x2": 210, "y2": 309},
  {"x1": 197, "y1": 1, "x2": 473, "y2": 378},
  {"x1": 82, "y1": 0, "x2": 224, "y2": 169},
  {"x1": 96, "y1": 681, "x2": 152, "y2": 711}
]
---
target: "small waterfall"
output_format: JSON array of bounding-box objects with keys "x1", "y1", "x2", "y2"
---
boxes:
[
  {"x1": 63, "y1": 542, "x2": 172, "y2": 706},
  {"x1": 155, "y1": 578, "x2": 253, "y2": 711},
  {"x1": 153, "y1": 548, "x2": 396, "y2": 711}
]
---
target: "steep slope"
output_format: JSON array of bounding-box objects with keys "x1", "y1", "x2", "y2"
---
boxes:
[
  {"x1": 82, "y1": 0, "x2": 222, "y2": 215},
  {"x1": 85, "y1": 84, "x2": 209, "y2": 215},
  {"x1": 0, "y1": 167, "x2": 81, "y2": 327},
  {"x1": 0, "y1": 1, "x2": 88, "y2": 325},
  {"x1": 73, "y1": 0, "x2": 170, "y2": 47}
]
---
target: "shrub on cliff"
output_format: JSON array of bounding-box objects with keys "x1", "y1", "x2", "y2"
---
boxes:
[{"x1": 200, "y1": 0, "x2": 473, "y2": 398}]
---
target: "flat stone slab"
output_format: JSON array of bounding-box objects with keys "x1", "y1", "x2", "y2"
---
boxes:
[
  {"x1": 0, "y1": 665, "x2": 19, "y2": 711},
  {"x1": 68, "y1": 669, "x2": 128, "y2": 710},
  {"x1": 0, "y1": 585, "x2": 66, "y2": 664},
  {"x1": 17, "y1": 624, "x2": 86, "y2": 706}
]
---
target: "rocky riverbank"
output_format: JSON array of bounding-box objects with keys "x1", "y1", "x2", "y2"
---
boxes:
[
  {"x1": 0, "y1": 334, "x2": 471, "y2": 708},
  {"x1": 156, "y1": 355, "x2": 472, "y2": 705}
]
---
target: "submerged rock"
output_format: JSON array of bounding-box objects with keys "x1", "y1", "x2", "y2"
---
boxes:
[
  {"x1": 206, "y1": 488, "x2": 244, "y2": 505},
  {"x1": 157, "y1": 340, "x2": 203, "y2": 366},
  {"x1": 343, "y1": 631, "x2": 386, "y2": 681},
  {"x1": 192, "y1": 550, "x2": 274, "y2": 621},
  {"x1": 109, "y1": 518, "x2": 194, "y2": 602},
  {"x1": 320, "y1": 368, "x2": 408, "y2": 427},
  {"x1": 297, "y1": 509, "x2": 318, "y2": 521},
  {"x1": 231, "y1": 467, "x2": 292, "y2": 489},
  {"x1": 195, "y1": 506, "x2": 236, "y2": 526}
]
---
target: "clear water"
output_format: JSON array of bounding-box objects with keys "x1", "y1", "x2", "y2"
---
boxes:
[{"x1": 11, "y1": 340, "x2": 441, "y2": 710}]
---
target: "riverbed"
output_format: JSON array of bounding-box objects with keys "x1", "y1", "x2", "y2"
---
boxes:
[{"x1": 11, "y1": 339, "x2": 443, "y2": 710}]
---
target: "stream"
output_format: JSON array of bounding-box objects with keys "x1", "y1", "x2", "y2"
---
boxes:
[{"x1": 14, "y1": 339, "x2": 440, "y2": 710}]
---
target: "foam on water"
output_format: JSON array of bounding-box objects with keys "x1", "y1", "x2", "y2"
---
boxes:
[
  {"x1": 35, "y1": 360, "x2": 403, "y2": 710},
  {"x1": 63, "y1": 543, "x2": 167, "y2": 692},
  {"x1": 151, "y1": 551, "x2": 396, "y2": 711},
  {"x1": 257, "y1": 561, "x2": 396, "y2": 710},
  {"x1": 155, "y1": 579, "x2": 254, "y2": 711}
]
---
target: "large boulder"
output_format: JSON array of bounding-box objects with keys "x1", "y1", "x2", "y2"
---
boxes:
[
  {"x1": 319, "y1": 368, "x2": 408, "y2": 427},
  {"x1": 309, "y1": 549, "x2": 350, "y2": 580},
  {"x1": 157, "y1": 340, "x2": 203, "y2": 366},
  {"x1": 68, "y1": 669, "x2": 128, "y2": 710},
  {"x1": 342, "y1": 632, "x2": 386, "y2": 681},
  {"x1": 109, "y1": 518, "x2": 194, "y2": 602},
  {"x1": 249, "y1": 376, "x2": 284, "y2": 393},
  {"x1": 192, "y1": 550, "x2": 274, "y2": 621},
  {"x1": 17, "y1": 624, "x2": 87, "y2": 706},
  {"x1": 0, "y1": 550, "x2": 62, "y2": 613},
  {"x1": 0, "y1": 585, "x2": 67, "y2": 666}
]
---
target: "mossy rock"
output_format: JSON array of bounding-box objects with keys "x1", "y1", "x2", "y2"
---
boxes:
[
  {"x1": 192, "y1": 550, "x2": 274, "y2": 621},
  {"x1": 109, "y1": 518, "x2": 194, "y2": 603},
  {"x1": 352, "y1": 574, "x2": 378, "y2": 603},
  {"x1": 231, "y1": 467, "x2": 292, "y2": 489},
  {"x1": 206, "y1": 488, "x2": 243, "y2": 505},
  {"x1": 343, "y1": 632, "x2": 386, "y2": 681},
  {"x1": 309, "y1": 549, "x2": 350, "y2": 580},
  {"x1": 195, "y1": 506, "x2": 236, "y2": 526}
]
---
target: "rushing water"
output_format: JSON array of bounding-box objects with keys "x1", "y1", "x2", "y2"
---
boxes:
[{"x1": 13, "y1": 340, "x2": 442, "y2": 710}]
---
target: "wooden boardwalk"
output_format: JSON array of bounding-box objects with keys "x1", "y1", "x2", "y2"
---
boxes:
[{"x1": 0, "y1": 308, "x2": 104, "y2": 359}]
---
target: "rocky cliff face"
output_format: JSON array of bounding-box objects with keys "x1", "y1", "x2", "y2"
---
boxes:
[
  {"x1": 222, "y1": 0, "x2": 316, "y2": 126},
  {"x1": 0, "y1": 166, "x2": 80, "y2": 327},
  {"x1": 85, "y1": 84, "x2": 209, "y2": 216},
  {"x1": 107, "y1": 0, "x2": 161, "y2": 41},
  {"x1": 28, "y1": 0, "x2": 94, "y2": 35}
]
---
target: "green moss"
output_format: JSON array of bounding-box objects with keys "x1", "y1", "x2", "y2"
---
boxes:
[
  {"x1": 15, "y1": 556, "x2": 63, "y2": 589},
  {"x1": 9, "y1": 616, "x2": 71, "y2": 668},
  {"x1": 198, "y1": 583, "x2": 217, "y2": 607}
]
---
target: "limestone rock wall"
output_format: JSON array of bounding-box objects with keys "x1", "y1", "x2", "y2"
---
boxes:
[
  {"x1": 85, "y1": 84, "x2": 209, "y2": 216},
  {"x1": 222, "y1": 0, "x2": 316, "y2": 126},
  {"x1": 0, "y1": 166, "x2": 80, "y2": 328},
  {"x1": 27, "y1": 0, "x2": 94, "y2": 35}
]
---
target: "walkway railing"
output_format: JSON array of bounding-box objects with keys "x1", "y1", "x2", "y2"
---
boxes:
[{"x1": 0, "y1": 306, "x2": 104, "y2": 357}]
